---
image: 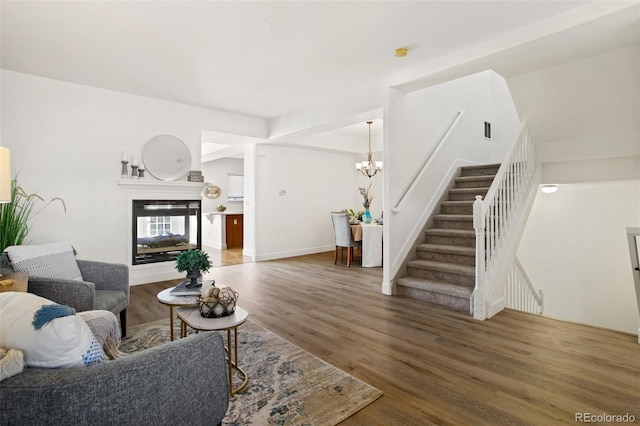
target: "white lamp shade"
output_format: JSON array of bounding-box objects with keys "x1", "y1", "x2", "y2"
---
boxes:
[
  {"x1": 540, "y1": 184, "x2": 558, "y2": 194},
  {"x1": 0, "y1": 147, "x2": 10, "y2": 203}
]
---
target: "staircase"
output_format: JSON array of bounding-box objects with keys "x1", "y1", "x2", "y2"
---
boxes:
[{"x1": 396, "y1": 164, "x2": 501, "y2": 313}]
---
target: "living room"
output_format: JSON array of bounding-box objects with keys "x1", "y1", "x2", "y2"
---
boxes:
[
  {"x1": 1, "y1": 1, "x2": 639, "y2": 424},
  {"x1": 3, "y1": 3, "x2": 639, "y2": 333}
]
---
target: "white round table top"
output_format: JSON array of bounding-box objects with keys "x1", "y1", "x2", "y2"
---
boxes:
[
  {"x1": 176, "y1": 306, "x2": 248, "y2": 331},
  {"x1": 156, "y1": 286, "x2": 199, "y2": 307}
]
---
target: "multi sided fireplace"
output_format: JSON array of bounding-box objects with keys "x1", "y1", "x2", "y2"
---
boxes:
[{"x1": 132, "y1": 199, "x2": 202, "y2": 265}]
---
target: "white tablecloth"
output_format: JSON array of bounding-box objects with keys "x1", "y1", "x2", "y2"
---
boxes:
[{"x1": 360, "y1": 224, "x2": 383, "y2": 267}]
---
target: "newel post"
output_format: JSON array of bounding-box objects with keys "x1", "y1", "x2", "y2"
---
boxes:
[{"x1": 473, "y1": 195, "x2": 486, "y2": 320}]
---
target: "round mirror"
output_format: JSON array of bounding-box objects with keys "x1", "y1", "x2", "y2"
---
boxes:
[{"x1": 142, "y1": 135, "x2": 192, "y2": 181}]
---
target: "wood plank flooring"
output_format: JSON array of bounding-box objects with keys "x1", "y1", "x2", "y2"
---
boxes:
[{"x1": 128, "y1": 252, "x2": 640, "y2": 425}]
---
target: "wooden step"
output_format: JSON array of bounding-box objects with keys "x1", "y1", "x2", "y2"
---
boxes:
[
  {"x1": 425, "y1": 228, "x2": 475, "y2": 248},
  {"x1": 406, "y1": 259, "x2": 475, "y2": 286},
  {"x1": 416, "y1": 243, "x2": 475, "y2": 266}
]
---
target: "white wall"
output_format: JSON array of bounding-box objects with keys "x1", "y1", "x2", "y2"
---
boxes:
[
  {"x1": 507, "y1": 45, "x2": 640, "y2": 181},
  {"x1": 384, "y1": 70, "x2": 521, "y2": 291},
  {"x1": 1, "y1": 70, "x2": 265, "y2": 276},
  {"x1": 518, "y1": 181, "x2": 640, "y2": 334},
  {"x1": 251, "y1": 144, "x2": 356, "y2": 261},
  {"x1": 507, "y1": 44, "x2": 640, "y2": 333}
]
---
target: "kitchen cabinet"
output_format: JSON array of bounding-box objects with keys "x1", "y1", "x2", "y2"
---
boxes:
[{"x1": 225, "y1": 214, "x2": 243, "y2": 249}]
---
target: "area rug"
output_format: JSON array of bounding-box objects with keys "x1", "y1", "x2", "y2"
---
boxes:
[{"x1": 120, "y1": 319, "x2": 383, "y2": 425}]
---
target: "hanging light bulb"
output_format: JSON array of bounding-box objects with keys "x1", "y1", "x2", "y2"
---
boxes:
[{"x1": 355, "y1": 121, "x2": 382, "y2": 178}]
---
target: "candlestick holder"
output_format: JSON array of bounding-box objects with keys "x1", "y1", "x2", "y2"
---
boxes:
[
  {"x1": 121, "y1": 161, "x2": 129, "y2": 179},
  {"x1": 137, "y1": 167, "x2": 145, "y2": 180},
  {"x1": 131, "y1": 164, "x2": 139, "y2": 179}
]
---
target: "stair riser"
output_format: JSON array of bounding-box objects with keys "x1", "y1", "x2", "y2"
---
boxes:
[
  {"x1": 397, "y1": 285, "x2": 472, "y2": 312},
  {"x1": 455, "y1": 178, "x2": 494, "y2": 188},
  {"x1": 440, "y1": 204, "x2": 473, "y2": 215},
  {"x1": 448, "y1": 191, "x2": 489, "y2": 201},
  {"x1": 460, "y1": 166, "x2": 500, "y2": 177},
  {"x1": 407, "y1": 267, "x2": 475, "y2": 286},
  {"x1": 433, "y1": 219, "x2": 473, "y2": 231},
  {"x1": 416, "y1": 249, "x2": 475, "y2": 266},
  {"x1": 425, "y1": 234, "x2": 475, "y2": 248}
]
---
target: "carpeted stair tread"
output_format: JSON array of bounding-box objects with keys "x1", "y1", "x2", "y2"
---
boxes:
[
  {"x1": 425, "y1": 228, "x2": 475, "y2": 237},
  {"x1": 407, "y1": 259, "x2": 475, "y2": 276},
  {"x1": 459, "y1": 163, "x2": 501, "y2": 176},
  {"x1": 433, "y1": 214, "x2": 472, "y2": 222},
  {"x1": 456, "y1": 175, "x2": 496, "y2": 183},
  {"x1": 417, "y1": 243, "x2": 475, "y2": 256},
  {"x1": 441, "y1": 200, "x2": 474, "y2": 206},
  {"x1": 396, "y1": 277, "x2": 473, "y2": 298},
  {"x1": 449, "y1": 187, "x2": 491, "y2": 194}
]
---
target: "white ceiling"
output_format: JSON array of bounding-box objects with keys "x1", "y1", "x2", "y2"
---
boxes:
[{"x1": 2, "y1": 1, "x2": 638, "y2": 156}]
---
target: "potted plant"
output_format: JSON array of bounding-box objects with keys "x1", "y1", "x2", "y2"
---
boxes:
[
  {"x1": 175, "y1": 249, "x2": 212, "y2": 288},
  {"x1": 0, "y1": 178, "x2": 66, "y2": 253},
  {"x1": 216, "y1": 204, "x2": 226, "y2": 212}
]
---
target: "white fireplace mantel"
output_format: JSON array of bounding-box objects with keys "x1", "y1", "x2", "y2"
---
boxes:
[{"x1": 117, "y1": 179, "x2": 205, "y2": 199}]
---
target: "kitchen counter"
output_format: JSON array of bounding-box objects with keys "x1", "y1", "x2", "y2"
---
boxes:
[
  {"x1": 203, "y1": 212, "x2": 243, "y2": 250},
  {"x1": 205, "y1": 211, "x2": 243, "y2": 216}
]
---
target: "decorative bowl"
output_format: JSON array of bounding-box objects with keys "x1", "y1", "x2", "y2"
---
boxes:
[{"x1": 197, "y1": 286, "x2": 238, "y2": 318}]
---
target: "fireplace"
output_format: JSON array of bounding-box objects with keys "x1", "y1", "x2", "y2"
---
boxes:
[{"x1": 132, "y1": 199, "x2": 202, "y2": 265}]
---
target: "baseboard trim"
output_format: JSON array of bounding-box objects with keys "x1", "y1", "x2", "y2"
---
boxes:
[{"x1": 253, "y1": 245, "x2": 334, "y2": 262}]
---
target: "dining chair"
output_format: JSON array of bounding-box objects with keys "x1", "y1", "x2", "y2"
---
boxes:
[{"x1": 330, "y1": 212, "x2": 362, "y2": 267}]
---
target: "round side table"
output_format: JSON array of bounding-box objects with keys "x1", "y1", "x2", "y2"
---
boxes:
[
  {"x1": 176, "y1": 306, "x2": 249, "y2": 395},
  {"x1": 156, "y1": 286, "x2": 200, "y2": 341}
]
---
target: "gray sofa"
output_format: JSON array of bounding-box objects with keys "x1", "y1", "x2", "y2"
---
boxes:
[
  {"x1": 0, "y1": 332, "x2": 230, "y2": 425},
  {"x1": 0, "y1": 258, "x2": 130, "y2": 336}
]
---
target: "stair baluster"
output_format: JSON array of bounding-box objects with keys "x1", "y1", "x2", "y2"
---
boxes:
[{"x1": 473, "y1": 122, "x2": 536, "y2": 320}]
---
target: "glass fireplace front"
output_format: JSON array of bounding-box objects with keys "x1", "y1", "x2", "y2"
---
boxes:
[{"x1": 132, "y1": 200, "x2": 201, "y2": 265}]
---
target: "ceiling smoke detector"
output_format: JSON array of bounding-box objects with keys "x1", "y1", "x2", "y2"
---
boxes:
[{"x1": 395, "y1": 47, "x2": 408, "y2": 58}]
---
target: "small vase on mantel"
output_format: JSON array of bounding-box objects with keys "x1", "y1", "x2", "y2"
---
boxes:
[{"x1": 362, "y1": 209, "x2": 372, "y2": 224}]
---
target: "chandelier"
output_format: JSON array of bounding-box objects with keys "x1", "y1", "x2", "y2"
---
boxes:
[{"x1": 355, "y1": 121, "x2": 382, "y2": 178}]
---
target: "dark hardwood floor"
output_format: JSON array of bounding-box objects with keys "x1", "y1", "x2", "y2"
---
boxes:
[{"x1": 128, "y1": 251, "x2": 640, "y2": 425}]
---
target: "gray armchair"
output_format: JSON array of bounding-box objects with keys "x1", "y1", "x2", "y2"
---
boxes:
[
  {"x1": 0, "y1": 332, "x2": 230, "y2": 426},
  {"x1": 0, "y1": 259, "x2": 129, "y2": 337}
]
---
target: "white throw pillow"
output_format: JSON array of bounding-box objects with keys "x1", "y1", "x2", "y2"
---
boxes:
[
  {"x1": 0, "y1": 292, "x2": 106, "y2": 368},
  {"x1": 4, "y1": 241, "x2": 83, "y2": 281}
]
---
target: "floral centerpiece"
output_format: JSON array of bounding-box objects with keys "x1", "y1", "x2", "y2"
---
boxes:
[{"x1": 358, "y1": 182, "x2": 375, "y2": 224}]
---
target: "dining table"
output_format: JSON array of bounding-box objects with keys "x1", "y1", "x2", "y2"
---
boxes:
[{"x1": 350, "y1": 222, "x2": 383, "y2": 267}]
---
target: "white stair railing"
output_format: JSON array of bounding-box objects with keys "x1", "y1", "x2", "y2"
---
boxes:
[
  {"x1": 473, "y1": 121, "x2": 536, "y2": 320},
  {"x1": 505, "y1": 256, "x2": 543, "y2": 314}
]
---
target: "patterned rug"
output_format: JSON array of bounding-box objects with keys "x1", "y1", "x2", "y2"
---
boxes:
[{"x1": 120, "y1": 318, "x2": 383, "y2": 425}]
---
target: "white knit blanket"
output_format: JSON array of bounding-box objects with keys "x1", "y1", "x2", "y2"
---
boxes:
[{"x1": 0, "y1": 347, "x2": 24, "y2": 381}]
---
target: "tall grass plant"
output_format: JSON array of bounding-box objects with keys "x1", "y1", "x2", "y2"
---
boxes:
[{"x1": 0, "y1": 179, "x2": 66, "y2": 253}]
